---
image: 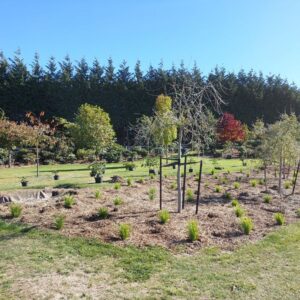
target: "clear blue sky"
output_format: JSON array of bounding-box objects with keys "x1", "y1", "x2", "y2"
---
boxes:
[{"x1": 1, "y1": 0, "x2": 300, "y2": 85}]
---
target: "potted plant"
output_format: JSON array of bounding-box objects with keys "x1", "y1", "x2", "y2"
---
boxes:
[
  {"x1": 123, "y1": 162, "x2": 136, "y2": 171},
  {"x1": 89, "y1": 162, "x2": 106, "y2": 183},
  {"x1": 21, "y1": 177, "x2": 29, "y2": 187},
  {"x1": 188, "y1": 158, "x2": 195, "y2": 173},
  {"x1": 53, "y1": 170, "x2": 60, "y2": 180},
  {"x1": 144, "y1": 157, "x2": 158, "y2": 175}
]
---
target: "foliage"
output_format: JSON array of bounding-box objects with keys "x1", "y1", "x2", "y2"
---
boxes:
[
  {"x1": 274, "y1": 213, "x2": 285, "y2": 225},
  {"x1": 284, "y1": 181, "x2": 291, "y2": 189},
  {"x1": 235, "y1": 206, "x2": 245, "y2": 218},
  {"x1": 250, "y1": 180, "x2": 257, "y2": 187},
  {"x1": 231, "y1": 199, "x2": 239, "y2": 207},
  {"x1": 224, "y1": 191, "x2": 232, "y2": 200},
  {"x1": 127, "y1": 178, "x2": 132, "y2": 186},
  {"x1": 70, "y1": 103, "x2": 115, "y2": 154},
  {"x1": 296, "y1": 209, "x2": 300, "y2": 218},
  {"x1": 63, "y1": 195, "x2": 75, "y2": 208},
  {"x1": 123, "y1": 162, "x2": 136, "y2": 170},
  {"x1": 215, "y1": 185, "x2": 221, "y2": 193},
  {"x1": 10, "y1": 203, "x2": 22, "y2": 218},
  {"x1": 98, "y1": 207, "x2": 109, "y2": 219},
  {"x1": 95, "y1": 190, "x2": 101, "y2": 199},
  {"x1": 217, "y1": 112, "x2": 245, "y2": 143},
  {"x1": 89, "y1": 162, "x2": 106, "y2": 177},
  {"x1": 233, "y1": 182, "x2": 240, "y2": 189},
  {"x1": 187, "y1": 220, "x2": 199, "y2": 242},
  {"x1": 119, "y1": 223, "x2": 131, "y2": 240},
  {"x1": 240, "y1": 217, "x2": 254, "y2": 235},
  {"x1": 158, "y1": 210, "x2": 170, "y2": 224},
  {"x1": 114, "y1": 182, "x2": 121, "y2": 190},
  {"x1": 186, "y1": 189, "x2": 194, "y2": 202},
  {"x1": 148, "y1": 187, "x2": 156, "y2": 200},
  {"x1": 263, "y1": 194, "x2": 272, "y2": 203},
  {"x1": 102, "y1": 143, "x2": 125, "y2": 163},
  {"x1": 54, "y1": 215, "x2": 65, "y2": 230},
  {"x1": 114, "y1": 196, "x2": 123, "y2": 205}
]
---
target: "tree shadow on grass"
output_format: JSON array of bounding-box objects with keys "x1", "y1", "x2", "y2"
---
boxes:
[{"x1": 0, "y1": 222, "x2": 37, "y2": 242}]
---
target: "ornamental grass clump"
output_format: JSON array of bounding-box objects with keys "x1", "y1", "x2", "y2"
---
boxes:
[
  {"x1": 215, "y1": 185, "x2": 221, "y2": 193},
  {"x1": 274, "y1": 213, "x2": 285, "y2": 225},
  {"x1": 186, "y1": 189, "x2": 194, "y2": 202},
  {"x1": 119, "y1": 223, "x2": 131, "y2": 240},
  {"x1": 284, "y1": 181, "x2": 291, "y2": 189},
  {"x1": 231, "y1": 199, "x2": 239, "y2": 207},
  {"x1": 233, "y1": 182, "x2": 240, "y2": 189},
  {"x1": 127, "y1": 178, "x2": 132, "y2": 186},
  {"x1": 187, "y1": 220, "x2": 199, "y2": 242},
  {"x1": 235, "y1": 206, "x2": 245, "y2": 218},
  {"x1": 114, "y1": 196, "x2": 123, "y2": 206},
  {"x1": 54, "y1": 215, "x2": 65, "y2": 230},
  {"x1": 158, "y1": 210, "x2": 170, "y2": 224},
  {"x1": 98, "y1": 207, "x2": 109, "y2": 219},
  {"x1": 148, "y1": 187, "x2": 156, "y2": 200},
  {"x1": 240, "y1": 217, "x2": 253, "y2": 235},
  {"x1": 263, "y1": 194, "x2": 272, "y2": 204},
  {"x1": 114, "y1": 182, "x2": 121, "y2": 190},
  {"x1": 95, "y1": 190, "x2": 101, "y2": 199},
  {"x1": 250, "y1": 180, "x2": 257, "y2": 187},
  {"x1": 64, "y1": 195, "x2": 75, "y2": 208},
  {"x1": 10, "y1": 203, "x2": 22, "y2": 218},
  {"x1": 224, "y1": 191, "x2": 232, "y2": 200}
]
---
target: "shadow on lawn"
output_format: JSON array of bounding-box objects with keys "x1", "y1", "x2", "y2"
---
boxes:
[{"x1": 0, "y1": 222, "x2": 37, "y2": 242}]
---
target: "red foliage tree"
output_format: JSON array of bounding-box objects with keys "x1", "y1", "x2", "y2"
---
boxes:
[{"x1": 217, "y1": 113, "x2": 245, "y2": 143}]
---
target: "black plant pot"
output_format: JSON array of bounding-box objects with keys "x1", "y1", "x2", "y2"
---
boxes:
[
  {"x1": 149, "y1": 169, "x2": 156, "y2": 175},
  {"x1": 189, "y1": 168, "x2": 193, "y2": 173},
  {"x1": 54, "y1": 175, "x2": 60, "y2": 180},
  {"x1": 128, "y1": 166, "x2": 134, "y2": 171},
  {"x1": 21, "y1": 181, "x2": 28, "y2": 187},
  {"x1": 95, "y1": 176, "x2": 102, "y2": 183},
  {"x1": 172, "y1": 165, "x2": 176, "y2": 169}
]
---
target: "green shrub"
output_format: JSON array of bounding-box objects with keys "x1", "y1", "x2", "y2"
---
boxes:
[
  {"x1": 148, "y1": 187, "x2": 156, "y2": 200},
  {"x1": 114, "y1": 196, "x2": 123, "y2": 206},
  {"x1": 150, "y1": 174, "x2": 155, "y2": 180},
  {"x1": 246, "y1": 171, "x2": 250, "y2": 178},
  {"x1": 233, "y1": 182, "x2": 240, "y2": 189},
  {"x1": 187, "y1": 220, "x2": 199, "y2": 242},
  {"x1": 274, "y1": 213, "x2": 285, "y2": 225},
  {"x1": 235, "y1": 206, "x2": 245, "y2": 218},
  {"x1": 263, "y1": 194, "x2": 272, "y2": 203},
  {"x1": 64, "y1": 195, "x2": 75, "y2": 208},
  {"x1": 224, "y1": 191, "x2": 232, "y2": 200},
  {"x1": 158, "y1": 209, "x2": 170, "y2": 224},
  {"x1": 54, "y1": 215, "x2": 65, "y2": 230},
  {"x1": 284, "y1": 181, "x2": 291, "y2": 189},
  {"x1": 10, "y1": 203, "x2": 22, "y2": 218},
  {"x1": 296, "y1": 208, "x2": 300, "y2": 218},
  {"x1": 250, "y1": 180, "x2": 257, "y2": 187},
  {"x1": 240, "y1": 217, "x2": 253, "y2": 235},
  {"x1": 214, "y1": 175, "x2": 218, "y2": 180},
  {"x1": 127, "y1": 178, "x2": 132, "y2": 186},
  {"x1": 210, "y1": 169, "x2": 215, "y2": 175},
  {"x1": 95, "y1": 190, "x2": 101, "y2": 199},
  {"x1": 170, "y1": 182, "x2": 177, "y2": 190},
  {"x1": 119, "y1": 223, "x2": 131, "y2": 240},
  {"x1": 98, "y1": 207, "x2": 109, "y2": 219},
  {"x1": 258, "y1": 178, "x2": 265, "y2": 185},
  {"x1": 231, "y1": 199, "x2": 239, "y2": 207},
  {"x1": 215, "y1": 185, "x2": 221, "y2": 193},
  {"x1": 114, "y1": 182, "x2": 121, "y2": 190},
  {"x1": 186, "y1": 189, "x2": 194, "y2": 202}
]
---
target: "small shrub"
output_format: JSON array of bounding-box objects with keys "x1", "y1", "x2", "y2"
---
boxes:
[
  {"x1": 98, "y1": 207, "x2": 109, "y2": 219},
  {"x1": 148, "y1": 187, "x2": 156, "y2": 200},
  {"x1": 231, "y1": 199, "x2": 239, "y2": 207},
  {"x1": 95, "y1": 190, "x2": 101, "y2": 199},
  {"x1": 274, "y1": 213, "x2": 285, "y2": 225},
  {"x1": 114, "y1": 182, "x2": 121, "y2": 190},
  {"x1": 263, "y1": 194, "x2": 272, "y2": 203},
  {"x1": 127, "y1": 178, "x2": 132, "y2": 186},
  {"x1": 215, "y1": 185, "x2": 221, "y2": 193},
  {"x1": 214, "y1": 175, "x2": 218, "y2": 180},
  {"x1": 119, "y1": 223, "x2": 131, "y2": 240},
  {"x1": 246, "y1": 172, "x2": 250, "y2": 178},
  {"x1": 284, "y1": 181, "x2": 291, "y2": 189},
  {"x1": 250, "y1": 180, "x2": 257, "y2": 187},
  {"x1": 240, "y1": 217, "x2": 253, "y2": 235},
  {"x1": 233, "y1": 182, "x2": 240, "y2": 189},
  {"x1": 186, "y1": 189, "x2": 194, "y2": 202},
  {"x1": 10, "y1": 203, "x2": 22, "y2": 218},
  {"x1": 296, "y1": 208, "x2": 300, "y2": 218},
  {"x1": 54, "y1": 215, "x2": 65, "y2": 230},
  {"x1": 259, "y1": 178, "x2": 265, "y2": 185},
  {"x1": 64, "y1": 195, "x2": 75, "y2": 208},
  {"x1": 150, "y1": 174, "x2": 155, "y2": 180},
  {"x1": 210, "y1": 169, "x2": 215, "y2": 175},
  {"x1": 224, "y1": 191, "x2": 232, "y2": 200},
  {"x1": 158, "y1": 209, "x2": 170, "y2": 224},
  {"x1": 235, "y1": 206, "x2": 245, "y2": 218},
  {"x1": 114, "y1": 196, "x2": 123, "y2": 206},
  {"x1": 187, "y1": 220, "x2": 199, "y2": 242}
]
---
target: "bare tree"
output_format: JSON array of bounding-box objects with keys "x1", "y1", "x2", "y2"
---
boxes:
[{"x1": 170, "y1": 76, "x2": 224, "y2": 212}]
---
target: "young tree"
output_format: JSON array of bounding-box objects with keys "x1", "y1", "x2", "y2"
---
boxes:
[{"x1": 71, "y1": 103, "x2": 115, "y2": 156}]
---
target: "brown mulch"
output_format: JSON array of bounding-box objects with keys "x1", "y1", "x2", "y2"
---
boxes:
[{"x1": 1, "y1": 171, "x2": 299, "y2": 252}]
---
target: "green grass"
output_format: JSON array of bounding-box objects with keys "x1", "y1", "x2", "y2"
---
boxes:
[
  {"x1": 0, "y1": 221, "x2": 300, "y2": 299},
  {"x1": 0, "y1": 158, "x2": 257, "y2": 192}
]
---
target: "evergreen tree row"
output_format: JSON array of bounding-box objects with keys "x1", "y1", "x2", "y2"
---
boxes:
[{"x1": 1, "y1": 50, "x2": 300, "y2": 144}]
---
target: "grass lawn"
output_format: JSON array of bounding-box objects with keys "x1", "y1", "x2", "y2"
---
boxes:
[
  {"x1": 0, "y1": 220, "x2": 299, "y2": 299},
  {"x1": 0, "y1": 158, "x2": 257, "y2": 191}
]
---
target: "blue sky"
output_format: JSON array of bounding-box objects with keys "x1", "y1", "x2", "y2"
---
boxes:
[{"x1": 1, "y1": 0, "x2": 300, "y2": 85}]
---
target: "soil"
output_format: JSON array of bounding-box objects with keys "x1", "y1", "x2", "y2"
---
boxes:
[{"x1": 1, "y1": 170, "x2": 300, "y2": 252}]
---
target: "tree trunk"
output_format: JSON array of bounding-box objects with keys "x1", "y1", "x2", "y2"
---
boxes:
[
  {"x1": 177, "y1": 128, "x2": 182, "y2": 213},
  {"x1": 36, "y1": 145, "x2": 39, "y2": 177},
  {"x1": 8, "y1": 149, "x2": 12, "y2": 168},
  {"x1": 279, "y1": 151, "x2": 283, "y2": 195},
  {"x1": 264, "y1": 164, "x2": 267, "y2": 192}
]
